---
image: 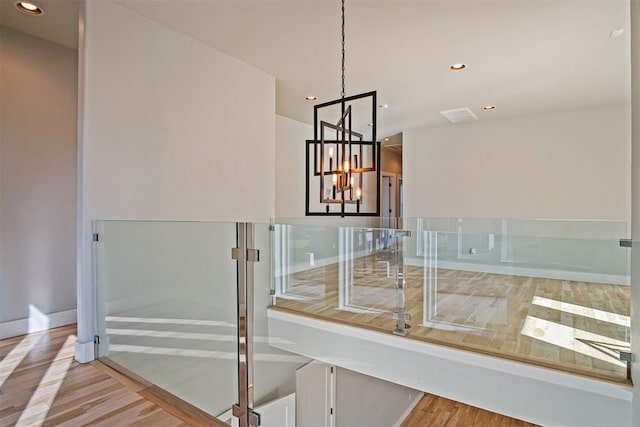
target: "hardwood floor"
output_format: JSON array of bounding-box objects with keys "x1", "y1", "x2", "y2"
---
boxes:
[
  {"x1": 2, "y1": 325, "x2": 538, "y2": 427},
  {"x1": 274, "y1": 252, "x2": 631, "y2": 382},
  {"x1": 401, "y1": 394, "x2": 538, "y2": 427},
  {"x1": 0, "y1": 325, "x2": 223, "y2": 427}
]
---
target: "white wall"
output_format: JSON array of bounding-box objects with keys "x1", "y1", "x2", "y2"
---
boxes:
[
  {"x1": 77, "y1": 0, "x2": 276, "y2": 360},
  {"x1": 335, "y1": 367, "x2": 421, "y2": 427},
  {"x1": 404, "y1": 107, "x2": 631, "y2": 221},
  {"x1": 630, "y1": 0, "x2": 640, "y2": 424},
  {"x1": 0, "y1": 27, "x2": 77, "y2": 338},
  {"x1": 295, "y1": 361, "x2": 421, "y2": 427},
  {"x1": 381, "y1": 147, "x2": 402, "y2": 176},
  {"x1": 276, "y1": 115, "x2": 311, "y2": 219}
]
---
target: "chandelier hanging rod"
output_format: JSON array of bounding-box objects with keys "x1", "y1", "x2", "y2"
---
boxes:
[{"x1": 341, "y1": 0, "x2": 346, "y2": 99}]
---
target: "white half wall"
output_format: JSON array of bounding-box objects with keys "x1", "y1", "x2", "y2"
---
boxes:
[
  {"x1": 630, "y1": 0, "x2": 640, "y2": 424},
  {"x1": 0, "y1": 27, "x2": 78, "y2": 335},
  {"x1": 403, "y1": 107, "x2": 631, "y2": 221},
  {"x1": 78, "y1": 0, "x2": 276, "y2": 360},
  {"x1": 269, "y1": 309, "x2": 632, "y2": 427}
]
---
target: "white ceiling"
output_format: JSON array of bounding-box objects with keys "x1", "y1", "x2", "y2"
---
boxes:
[
  {"x1": 0, "y1": 0, "x2": 79, "y2": 49},
  {"x1": 1, "y1": 0, "x2": 631, "y2": 139}
]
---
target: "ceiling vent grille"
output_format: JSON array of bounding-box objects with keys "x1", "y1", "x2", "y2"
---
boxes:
[{"x1": 440, "y1": 107, "x2": 478, "y2": 123}]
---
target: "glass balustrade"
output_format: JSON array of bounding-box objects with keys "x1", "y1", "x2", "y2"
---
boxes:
[
  {"x1": 95, "y1": 220, "x2": 239, "y2": 423},
  {"x1": 271, "y1": 217, "x2": 631, "y2": 382},
  {"x1": 93, "y1": 216, "x2": 631, "y2": 427},
  {"x1": 95, "y1": 220, "x2": 311, "y2": 426},
  {"x1": 249, "y1": 223, "x2": 312, "y2": 426},
  {"x1": 272, "y1": 222, "x2": 407, "y2": 331}
]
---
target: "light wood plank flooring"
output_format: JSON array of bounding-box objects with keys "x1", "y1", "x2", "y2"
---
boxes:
[
  {"x1": 274, "y1": 252, "x2": 631, "y2": 382},
  {"x1": 1, "y1": 325, "x2": 539, "y2": 427},
  {"x1": 0, "y1": 325, "x2": 222, "y2": 427},
  {"x1": 401, "y1": 394, "x2": 538, "y2": 427}
]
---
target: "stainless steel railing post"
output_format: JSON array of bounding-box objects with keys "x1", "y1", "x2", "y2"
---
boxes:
[
  {"x1": 232, "y1": 223, "x2": 261, "y2": 427},
  {"x1": 393, "y1": 230, "x2": 411, "y2": 336}
]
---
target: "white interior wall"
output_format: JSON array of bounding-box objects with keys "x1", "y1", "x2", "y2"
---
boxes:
[
  {"x1": 77, "y1": 0, "x2": 276, "y2": 360},
  {"x1": 335, "y1": 366, "x2": 421, "y2": 427},
  {"x1": 276, "y1": 115, "x2": 311, "y2": 219},
  {"x1": 0, "y1": 27, "x2": 77, "y2": 338},
  {"x1": 630, "y1": 0, "x2": 639, "y2": 423},
  {"x1": 295, "y1": 361, "x2": 421, "y2": 427},
  {"x1": 403, "y1": 107, "x2": 631, "y2": 221},
  {"x1": 381, "y1": 147, "x2": 402, "y2": 176}
]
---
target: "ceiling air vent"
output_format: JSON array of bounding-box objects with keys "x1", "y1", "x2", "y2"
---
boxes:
[{"x1": 440, "y1": 107, "x2": 478, "y2": 124}]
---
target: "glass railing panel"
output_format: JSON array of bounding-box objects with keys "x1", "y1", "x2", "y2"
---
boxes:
[
  {"x1": 272, "y1": 217, "x2": 631, "y2": 383},
  {"x1": 247, "y1": 223, "x2": 312, "y2": 425},
  {"x1": 95, "y1": 220, "x2": 237, "y2": 422},
  {"x1": 272, "y1": 221, "x2": 404, "y2": 333},
  {"x1": 413, "y1": 218, "x2": 630, "y2": 381}
]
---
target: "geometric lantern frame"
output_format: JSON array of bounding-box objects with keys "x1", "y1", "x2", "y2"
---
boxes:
[{"x1": 305, "y1": 90, "x2": 381, "y2": 216}]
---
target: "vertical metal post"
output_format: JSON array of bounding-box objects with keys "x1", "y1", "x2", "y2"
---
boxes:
[
  {"x1": 393, "y1": 231, "x2": 410, "y2": 336},
  {"x1": 233, "y1": 223, "x2": 260, "y2": 427}
]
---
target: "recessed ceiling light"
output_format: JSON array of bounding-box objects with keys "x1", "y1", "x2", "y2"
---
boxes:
[
  {"x1": 384, "y1": 138, "x2": 390, "y2": 142},
  {"x1": 449, "y1": 63, "x2": 467, "y2": 71},
  {"x1": 305, "y1": 96, "x2": 318, "y2": 101},
  {"x1": 367, "y1": 122, "x2": 373, "y2": 127},
  {"x1": 483, "y1": 105, "x2": 496, "y2": 110},
  {"x1": 379, "y1": 104, "x2": 389, "y2": 109},
  {"x1": 15, "y1": 1, "x2": 43, "y2": 15}
]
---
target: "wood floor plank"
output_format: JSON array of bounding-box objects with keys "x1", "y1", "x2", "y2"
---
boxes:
[
  {"x1": 401, "y1": 394, "x2": 538, "y2": 427},
  {"x1": 0, "y1": 325, "x2": 189, "y2": 427},
  {"x1": 2, "y1": 324, "x2": 538, "y2": 427},
  {"x1": 274, "y1": 255, "x2": 631, "y2": 382}
]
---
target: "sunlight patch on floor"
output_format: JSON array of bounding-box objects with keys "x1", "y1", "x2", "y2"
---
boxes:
[
  {"x1": 520, "y1": 316, "x2": 626, "y2": 368},
  {"x1": 0, "y1": 333, "x2": 43, "y2": 388},
  {"x1": 109, "y1": 344, "x2": 308, "y2": 363},
  {"x1": 106, "y1": 316, "x2": 235, "y2": 327},
  {"x1": 106, "y1": 328, "x2": 272, "y2": 342},
  {"x1": 105, "y1": 328, "x2": 293, "y2": 345},
  {"x1": 15, "y1": 335, "x2": 76, "y2": 427},
  {"x1": 531, "y1": 296, "x2": 630, "y2": 327}
]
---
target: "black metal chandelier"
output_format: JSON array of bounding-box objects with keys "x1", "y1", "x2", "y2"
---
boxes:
[{"x1": 305, "y1": 0, "x2": 381, "y2": 217}]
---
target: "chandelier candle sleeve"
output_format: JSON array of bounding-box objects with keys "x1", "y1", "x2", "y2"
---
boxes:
[{"x1": 329, "y1": 147, "x2": 334, "y2": 171}]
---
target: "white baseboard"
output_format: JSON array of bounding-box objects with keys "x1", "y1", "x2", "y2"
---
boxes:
[
  {"x1": 0, "y1": 308, "x2": 77, "y2": 340},
  {"x1": 394, "y1": 392, "x2": 425, "y2": 427},
  {"x1": 406, "y1": 258, "x2": 630, "y2": 285},
  {"x1": 274, "y1": 249, "x2": 372, "y2": 277}
]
